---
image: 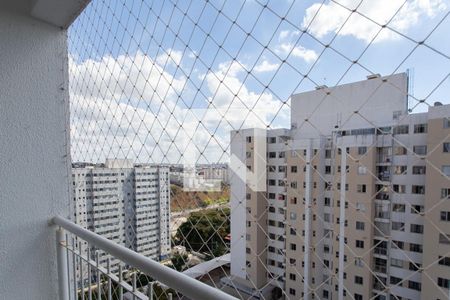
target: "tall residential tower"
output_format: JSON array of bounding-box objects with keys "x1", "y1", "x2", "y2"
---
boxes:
[
  {"x1": 72, "y1": 159, "x2": 171, "y2": 272},
  {"x1": 230, "y1": 73, "x2": 450, "y2": 300}
]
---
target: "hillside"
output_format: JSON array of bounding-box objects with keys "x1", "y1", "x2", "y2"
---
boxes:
[{"x1": 170, "y1": 184, "x2": 229, "y2": 212}]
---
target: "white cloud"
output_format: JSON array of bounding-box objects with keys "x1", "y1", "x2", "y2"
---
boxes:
[
  {"x1": 302, "y1": 0, "x2": 447, "y2": 43},
  {"x1": 156, "y1": 48, "x2": 183, "y2": 67},
  {"x1": 275, "y1": 43, "x2": 318, "y2": 63},
  {"x1": 253, "y1": 60, "x2": 280, "y2": 73},
  {"x1": 69, "y1": 53, "x2": 289, "y2": 164},
  {"x1": 276, "y1": 30, "x2": 318, "y2": 63}
]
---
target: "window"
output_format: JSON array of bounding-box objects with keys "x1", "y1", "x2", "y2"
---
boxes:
[
  {"x1": 393, "y1": 184, "x2": 406, "y2": 193},
  {"x1": 439, "y1": 233, "x2": 450, "y2": 245},
  {"x1": 444, "y1": 118, "x2": 450, "y2": 128},
  {"x1": 290, "y1": 212, "x2": 297, "y2": 220},
  {"x1": 409, "y1": 262, "x2": 421, "y2": 271},
  {"x1": 291, "y1": 166, "x2": 297, "y2": 173},
  {"x1": 322, "y1": 290, "x2": 329, "y2": 299},
  {"x1": 414, "y1": 123, "x2": 427, "y2": 133},
  {"x1": 290, "y1": 243, "x2": 296, "y2": 251},
  {"x1": 413, "y1": 145, "x2": 427, "y2": 155},
  {"x1": 441, "y1": 211, "x2": 450, "y2": 221},
  {"x1": 390, "y1": 276, "x2": 402, "y2": 285},
  {"x1": 324, "y1": 197, "x2": 331, "y2": 207},
  {"x1": 438, "y1": 277, "x2": 450, "y2": 289},
  {"x1": 408, "y1": 280, "x2": 421, "y2": 291},
  {"x1": 290, "y1": 197, "x2": 297, "y2": 204},
  {"x1": 246, "y1": 193, "x2": 251, "y2": 200},
  {"x1": 355, "y1": 276, "x2": 363, "y2": 284},
  {"x1": 391, "y1": 258, "x2": 403, "y2": 268},
  {"x1": 290, "y1": 181, "x2": 297, "y2": 188},
  {"x1": 289, "y1": 273, "x2": 296, "y2": 281},
  {"x1": 357, "y1": 166, "x2": 367, "y2": 174},
  {"x1": 356, "y1": 240, "x2": 364, "y2": 248},
  {"x1": 268, "y1": 152, "x2": 276, "y2": 158},
  {"x1": 325, "y1": 149, "x2": 331, "y2": 158},
  {"x1": 355, "y1": 258, "x2": 363, "y2": 267},
  {"x1": 412, "y1": 166, "x2": 426, "y2": 174},
  {"x1": 268, "y1": 137, "x2": 276, "y2": 144},
  {"x1": 289, "y1": 288, "x2": 296, "y2": 296},
  {"x1": 246, "y1": 136, "x2": 252, "y2": 143},
  {"x1": 392, "y1": 240, "x2": 404, "y2": 250},
  {"x1": 354, "y1": 294, "x2": 363, "y2": 300},
  {"x1": 325, "y1": 165, "x2": 331, "y2": 174},
  {"x1": 357, "y1": 184, "x2": 366, "y2": 193},
  {"x1": 246, "y1": 151, "x2": 251, "y2": 158},
  {"x1": 444, "y1": 142, "x2": 450, "y2": 153},
  {"x1": 411, "y1": 205, "x2": 424, "y2": 214},
  {"x1": 392, "y1": 204, "x2": 405, "y2": 212},
  {"x1": 410, "y1": 224, "x2": 423, "y2": 234},
  {"x1": 392, "y1": 222, "x2": 405, "y2": 231},
  {"x1": 442, "y1": 188, "x2": 450, "y2": 199},
  {"x1": 412, "y1": 185, "x2": 425, "y2": 194},
  {"x1": 356, "y1": 202, "x2": 366, "y2": 211},
  {"x1": 246, "y1": 247, "x2": 251, "y2": 254},
  {"x1": 356, "y1": 221, "x2": 365, "y2": 230},
  {"x1": 439, "y1": 256, "x2": 450, "y2": 267},
  {"x1": 394, "y1": 146, "x2": 407, "y2": 155},
  {"x1": 443, "y1": 165, "x2": 450, "y2": 176},
  {"x1": 358, "y1": 146, "x2": 367, "y2": 155},
  {"x1": 393, "y1": 125, "x2": 409, "y2": 134},
  {"x1": 278, "y1": 151, "x2": 285, "y2": 158},
  {"x1": 394, "y1": 165, "x2": 407, "y2": 174},
  {"x1": 409, "y1": 243, "x2": 423, "y2": 253}
]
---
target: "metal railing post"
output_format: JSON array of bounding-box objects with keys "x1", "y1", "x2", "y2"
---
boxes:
[
  {"x1": 56, "y1": 228, "x2": 70, "y2": 300},
  {"x1": 147, "y1": 282, "x2": 154, "y2": 300}
]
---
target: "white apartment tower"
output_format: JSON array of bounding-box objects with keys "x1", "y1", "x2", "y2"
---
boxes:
[
  {"x1": 230, "y1": 73, "x2": 450, "y2": 300},
  {"x1": 72, "y1": 159, "x2": 171, "y2": 272}
]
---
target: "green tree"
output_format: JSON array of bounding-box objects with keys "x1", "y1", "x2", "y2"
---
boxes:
[{"x1": 174, "y1": 208, "x2": 230, "y2": 257}]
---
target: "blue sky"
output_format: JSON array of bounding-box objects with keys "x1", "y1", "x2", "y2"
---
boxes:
[{"x1": 68, "y1": 0, "x2": 450, "y2": 163}]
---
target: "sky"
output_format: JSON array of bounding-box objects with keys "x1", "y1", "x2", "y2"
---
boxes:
[{"x1": 68, "y1": 0, "x2": 450, "y2": 164}]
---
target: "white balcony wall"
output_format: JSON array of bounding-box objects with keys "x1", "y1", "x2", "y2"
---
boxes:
[{"x1": 0, "y1": 9, "x2": 71, "y2": 300}]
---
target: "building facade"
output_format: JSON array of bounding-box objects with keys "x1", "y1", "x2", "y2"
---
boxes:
[
  {"x1": 230, "y1": 73, "x2": 450, "y2": 300},
  {"x1": 72, "y1": 159, "x2": 171, "y2": 273}
]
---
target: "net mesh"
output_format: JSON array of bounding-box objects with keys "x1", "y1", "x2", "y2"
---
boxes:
[{"x1": 68, "y1": 0, "x2": 450, "y2": 299}]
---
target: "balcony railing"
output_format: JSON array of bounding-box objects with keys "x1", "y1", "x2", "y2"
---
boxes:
[{"x1": 52, "y1": 216, "x2": 236, "y2": 300}]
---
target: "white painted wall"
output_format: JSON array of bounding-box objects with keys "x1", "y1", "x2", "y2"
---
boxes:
[
  {"x1": 291, "y1": 73, "x2": 408, "y2": 138},
  {"x1": 229, "y1": 130, "x2": 247, "y2": 279},
  {"x1": 0, "y1": 10, "x2": 71, "y2": 300}
]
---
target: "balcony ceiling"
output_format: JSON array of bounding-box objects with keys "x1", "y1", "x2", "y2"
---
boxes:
[{"x1": 1, "y1": 0, "x2": 90, "y2": 28}]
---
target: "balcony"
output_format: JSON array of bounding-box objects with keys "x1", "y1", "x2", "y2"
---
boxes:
[
  {"x1": 3, "y1": 0, "x2": 450, "y2": 299},
  {"x1": 52, "y1": 216, "x2": 236, "y2": 300}
]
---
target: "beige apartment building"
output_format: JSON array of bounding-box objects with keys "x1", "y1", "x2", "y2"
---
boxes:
[{"x1": 229, "y1": 73, "x2": 450, "y2": 300}]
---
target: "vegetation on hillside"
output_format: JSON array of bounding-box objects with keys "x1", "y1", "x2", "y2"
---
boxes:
[{"x1": 170, "y1": 184, "x2": 229, "y2": 212}]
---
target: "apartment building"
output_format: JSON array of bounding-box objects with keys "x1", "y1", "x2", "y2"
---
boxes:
[
  {"x1": 230, "y1": 73, "x2": 450, "y2": 300},
  {"x1": 72, "y1": 159, "x2": 171, "y2": 273}
]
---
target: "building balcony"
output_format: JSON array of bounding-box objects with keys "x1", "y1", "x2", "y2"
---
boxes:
[{"x1": 52, "y1": 216, "x2": 236, "y2": 300}]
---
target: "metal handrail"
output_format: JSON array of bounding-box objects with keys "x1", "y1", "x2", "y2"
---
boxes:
[{"x1": 51, "y1": 216, "x2": 237, "y2": 300}]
